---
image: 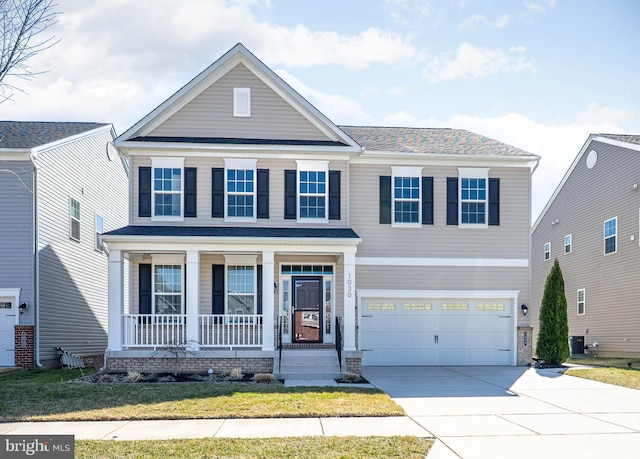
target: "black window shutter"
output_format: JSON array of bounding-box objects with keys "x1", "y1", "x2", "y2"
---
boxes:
[
  {"x1": 257, "y1": 265, "x2": 263, "y2": 315},
  {"x1": 379, "y1": 176, "x2": 391, "y2": 224},
  {"x1": 184, "y1": 167, "x2": 197, "y2": 218},
  {"x1": 212, "y1": 264, "x2": 224, "y2": 314},
  {"x1": 422, "y1": 176, "x2": 434, "y2": 225},
  {"x1": 446, "y1": 177, "x2": 458, "y2": 225},
  {"x1": 211, "y1": 168, "x2": 224, "y2": 218},
  {"x1": 488, "y1": 178, "x2": 500, "y2": 226},
  {"x1": 138, "y1": 167, "x2": 151, "y2": 217},
  {"x1": 329, "y1": 170, "x2": 341, "y2": 220},
  {"x1": 284, "y1": 170, "x2": 297, "y2": 219},
  {"x1": 257, "y1": 169, "x2": 269, "y2": 219},
  {"x1": 139, "y1": 263, "x2": 151, "y2": 314}
]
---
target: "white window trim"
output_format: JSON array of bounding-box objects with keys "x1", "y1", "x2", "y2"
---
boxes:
[
  {"x1": 150, "y1": 254, "x2": 185, "y2": 316},
  {"x1": 151, "y1": 157, "x2": 185, "y2": 222},
  {"x1": 233, "y1": 87, "x2": 251, "y2": 117},
  {"x1": 296, "y1": 160, "x2": 329, "y2": 224},
  {"x1": 95, "y1": 213, "x2": 104, "y2": 252},
  {"x1": 224, "y1": 158, "x2": 257, "y2": 222},
  {"x1": 544, "y1": 242, "x2": 551, "y2": 260},
  {"x1": 69, "y1": 196, "x2": 81, "y2": 242},
  {"x1": 577, "y1": 288, "x2": 586, "y2": 315},
  {"x1": 564, "y1": 234, "x2": 572, "y2": 254},
  {"x1": 224, "y1": 254, "x2": 258, "y2": 316},
  {"x1": 604, "y1": 217, "x2": 617, "y2": 255},
  {"x1": 458, "y1": 168, "x2": 489, "y2": 228},
  {"x1": 391, "y1": 166, "x2": 422, "y2": 228}
]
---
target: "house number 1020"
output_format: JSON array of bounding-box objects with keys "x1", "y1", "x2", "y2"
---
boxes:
[{"x1": 347, "y1": 273, "x2": 352, "y2": 298}]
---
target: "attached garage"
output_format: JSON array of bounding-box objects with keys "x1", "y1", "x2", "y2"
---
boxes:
[{"x1": 358, "y1": 290, "x2": 519, "y2": 366}]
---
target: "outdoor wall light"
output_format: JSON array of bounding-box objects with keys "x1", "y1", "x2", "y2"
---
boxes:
[
  {"x1": 520, "y1": 304, "x2": 528, "y2": 316},
  {"x1": 274, "y1": 282, "x2": 278, "y2": 292},
  {"x1": 19, "y1": 302, "x2": 27, "y2": 314}
]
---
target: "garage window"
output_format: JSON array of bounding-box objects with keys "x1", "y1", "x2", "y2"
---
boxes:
[
  {"x1": 404, "y1": 303, "x2": 432, "y2": 310},
  {"x1": 477, "y1": 303, "x2": 505, "y2": 311},
  {"x1": 367, "y1": 303, "x2": 395, "y2": 310},
  {"x1": 441, "y1": 303, "x2": 468, "y2": 310}
]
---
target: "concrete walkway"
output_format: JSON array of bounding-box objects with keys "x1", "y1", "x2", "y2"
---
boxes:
[{"x1": 362, "y1": 365, "x2": 640, "y2": 459}]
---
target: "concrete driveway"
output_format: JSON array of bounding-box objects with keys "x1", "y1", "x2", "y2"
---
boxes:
[{"x1": 362, "y1": 365, "x2": 640, "y2": 459}]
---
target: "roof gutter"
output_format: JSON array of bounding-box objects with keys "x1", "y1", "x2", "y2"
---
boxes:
[{"x1": 29, "y1": 150, "x2": 43, "y2": 367}]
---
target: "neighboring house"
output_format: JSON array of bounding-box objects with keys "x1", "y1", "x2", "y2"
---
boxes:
[
  {"x1": 0, "y1": 122, "x2": 129, "y2": 368},
  {"x1": 532, "y1": 134, "x2": 640, "y2": 359},
  {"x1": 102, "y1": 44, "x2": 539, "y2": 376}
]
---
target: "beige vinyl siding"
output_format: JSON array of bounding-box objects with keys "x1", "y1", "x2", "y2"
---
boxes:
[
  {"x1": 131, "y1": 156, "x2": 348, "y2": 228},
  {"x1": 151, "y1": 64, "x2": 333, "y2": 142},
  {"x1": 350, "y1": 164, "x2": 531, "y2": 259},
  {"x1": 356, "y1": 265, "x2": 528, "y2": 305},
  {"x1": 0, "y1": 161, "x2": 35, "y2": 312},
  {"x1": 531, "y1": 140, "x2": 640, "y2": 357},
  {"x1": 36, "y1": 128, "x2": 129, "y2": 365}
]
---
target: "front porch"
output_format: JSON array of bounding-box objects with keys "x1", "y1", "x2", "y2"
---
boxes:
[{"x1": 101, "y1": 226, "x2": 362, "y2": 375}]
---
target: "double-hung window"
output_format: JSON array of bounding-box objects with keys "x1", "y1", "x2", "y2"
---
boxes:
[
  {"x1": 564, "y1": 234, "x2": 572, "y2": 254},
  {"x1": 544, "y1": 242, "x2": 551, "y2": 261},
  {"x1": 392, "y1": 166, "x2": 422, "y2": 226},
  {"x1": 604, "y1": 217, "x2": 617, "y2": 254},
  {"x1": 152, "y1": 158, "x2": 184, "y2": 220},
  {"x1": 297, "y1": 161, "x2": 328, "y2": 222},
  {"x1": 95, "y1": 214, "x2": 104, "y2": 252},
  {"x1": 225, "y1": 255, "x2": 257, "y2": 316},
  {"x1": 225, "y1": 159, "x2": 256, "y2": 221},
  {"x1": 153, "y1": 262, "x2": 183, "y2": 315},
  {"x1": 459, "y1": 168, "x2": 488, "y2": 227},
  {"x1": 577, "y1": 289, "x2": 585, "y2": 315},
  {"x1": 69, "y1": 197, "x2": 81, "y2": 241}
]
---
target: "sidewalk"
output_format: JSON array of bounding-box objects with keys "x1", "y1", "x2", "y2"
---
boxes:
[{"x1": 0, "y1": 417, "x2": 432, "y2": 440}]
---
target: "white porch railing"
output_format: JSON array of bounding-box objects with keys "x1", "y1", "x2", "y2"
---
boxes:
[{"x1": 122, "y1": 314, "x2": 263, "y2": 348}]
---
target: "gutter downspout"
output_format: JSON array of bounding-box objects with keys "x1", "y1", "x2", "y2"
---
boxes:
[{"x1": 30, "y1": 150, "x2": 43, "y2": 367}]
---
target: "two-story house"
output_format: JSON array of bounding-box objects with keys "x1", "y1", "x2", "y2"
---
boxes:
[
  {"x1": 0, "y1": 121, "x2": 129, "y2": 368},
  {"x1": 532, "y1": 134, "x2": 640, "y2": 359},
  {"x1": 102, "y1": 44, "x2": 539, "y2": 376}
]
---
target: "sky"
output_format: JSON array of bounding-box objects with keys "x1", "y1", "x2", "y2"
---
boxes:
[{"x1": 2, "y1": 0, "x2": 639, "y2": 222}]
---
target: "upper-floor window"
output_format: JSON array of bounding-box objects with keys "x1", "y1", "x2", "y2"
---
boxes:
[
  {"x1": 604, "y1": 217, "x2": 617, "y2": 254},
  {"x1": 459, "y1": 168, "x2": 488, "y2": 227},
  {"x1": 225, "y1": 158, "x2": 257, "y2": 221},
  {"x1": 392, "y1": 166, "x2": 422, "y2": 226},
  {"x1": 577, "y1": 288, "x2": 585, "y2": 315},
  {"x1": 95, "y1": 214, "x2": 104, "y2": 252},
  {"x1": 152, "y1": 158, "x2": 184, "y2": 220},
  {"x1": 544, "y1": 242, "x2": 551, "y2": 260},
  {"x1": 233, "y1": 87, "x2": 251, "y2": 117},
  {"x1": 297, "y1": 161, "x2": 328, "y2": 223},
  {"x1": 69, "y1": 197, "x2": 80, "y2": 241},
  {"x1": 564, "y1": 234, "x2": 572, "y2": 254}
]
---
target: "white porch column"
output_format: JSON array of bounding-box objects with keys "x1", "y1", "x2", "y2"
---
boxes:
[
  {"x1": 261, "y1": 251, "x2": 275, "y2": 351},
  {"x1": 186, "y1": 250, "x2": 200, "y2": 351},
  {"x1": 343, "y1": 251, "x2": 356, "y2": 351},
  {"x1": 107, "y1": 249, "x2": 123, "y2": 351}
]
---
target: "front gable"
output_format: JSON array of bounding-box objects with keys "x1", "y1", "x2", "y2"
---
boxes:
[{"x1": 116, "y1": 44, "x2": 359, "y2": 152}]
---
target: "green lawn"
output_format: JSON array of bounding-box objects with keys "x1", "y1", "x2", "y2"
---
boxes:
[
  {"x1": 76, "y1": 437, "x2": 433, "y2": 459},
  {"x1": 0, "y1": 369, "x2": 404, "y2": 422}
]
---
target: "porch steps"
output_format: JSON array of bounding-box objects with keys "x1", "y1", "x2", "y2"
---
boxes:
[{"x1": 274, "y1": 349, "x2": 343, "y2": 380}]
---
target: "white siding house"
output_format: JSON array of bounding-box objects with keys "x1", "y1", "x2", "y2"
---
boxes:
[{"x1": 0, "y1": 122, "x2": 129, "y2": 368}]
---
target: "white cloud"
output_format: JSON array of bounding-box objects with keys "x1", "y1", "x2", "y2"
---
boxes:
[
  {"x1": 422, "y1": 42, "x2": 535, "y2": 82},
  {"x1": 458, "y1": 14, "x2": 511, "y2": 31}
]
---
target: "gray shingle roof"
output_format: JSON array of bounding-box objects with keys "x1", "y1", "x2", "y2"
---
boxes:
[
  {"x1": 0, "y1": 121, "x2": 109, "y2": 149},
  {"x1": 598, "y1": 134, "x2": 640, "y2": 146},
  {"x1": 339, "y1": 125, "x2": 534, "y2": 157},
  {"x1": 103, "y1": 226, "x2": 360, "y2": 240}
]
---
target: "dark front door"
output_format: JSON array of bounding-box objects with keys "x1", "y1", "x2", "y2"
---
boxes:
[{"x1": 292, "y1": 276, "x2": 322, "y2": 343}]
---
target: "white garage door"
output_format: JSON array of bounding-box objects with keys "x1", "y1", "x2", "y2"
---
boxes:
[{"x1": 360, "y1": 297, "x2": 514, "y2": 366}]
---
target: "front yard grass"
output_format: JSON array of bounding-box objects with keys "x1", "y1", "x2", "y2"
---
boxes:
[
  {"x1": 76, "y1": 437, "x2": 433, "y2": 459},
  {"x1": 0, "y1": 369, "x2": 404, "y2": 422},
  {"x1": 566, "y1": 357, "x2": 640, "y2": 390}
]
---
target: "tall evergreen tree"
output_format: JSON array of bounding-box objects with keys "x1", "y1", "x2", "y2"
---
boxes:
[{"x1": 536, "y1": 258, "x2": 570, "y2": 364}]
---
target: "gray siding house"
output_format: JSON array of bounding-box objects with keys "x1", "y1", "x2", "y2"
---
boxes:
[
  {"x1": 0, "y1": 122, "x2": 129, "y2": 368},
  {"x1": 532, "y1": 134, "x2": 640, "y2": 359},
  {"x1": 102, "y1": 44, "x2": 538, "y2": 376}
]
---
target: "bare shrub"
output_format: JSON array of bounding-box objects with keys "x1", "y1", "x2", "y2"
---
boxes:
[
  {"x1": 126, "y1": 371, "x2": 142, "y2": 382},
  {"x1": 253, "y1": 373, "x2": 277, "y2": 384},
  {"x1": 340, "y1": 372, "x2": 361, "y2": 383},
  {"x1": 228, "y1": 367, "x2": 243, "y2": 380}
]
